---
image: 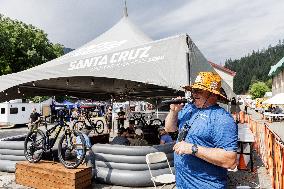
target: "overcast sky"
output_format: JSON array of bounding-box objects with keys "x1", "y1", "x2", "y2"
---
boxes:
[{"x1": 1, "y1": 0, "x2": 284, "y2": 64}]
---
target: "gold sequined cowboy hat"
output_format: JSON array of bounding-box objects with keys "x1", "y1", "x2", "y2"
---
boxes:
[{"x1": 183, "y1": 72, "x2": 228, "y2": 101}]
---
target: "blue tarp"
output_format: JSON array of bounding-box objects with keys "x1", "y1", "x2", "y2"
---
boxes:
[{"x1": 63, "y1": 100, "x2": 75, "y2": 109}]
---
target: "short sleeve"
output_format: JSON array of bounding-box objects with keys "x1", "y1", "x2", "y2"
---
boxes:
[
  {"x1": 160, "y1": 135, "x2": 166, "y2": 143},
  {"x1": 211, "y1": 110, "x2": 238, "y2": 152}
]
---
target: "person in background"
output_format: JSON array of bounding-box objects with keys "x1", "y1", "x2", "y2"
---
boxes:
[
  {"x1": 159, "y1": 128, "x2": 173, "y2": 144},
  {"x1": 275, "y1": 106, "x2": 283, "y2": 114},
  {"x1": 244, "y1": 104, "x2": 248, "y2": 114},
  {"x1": 230, "y1": 97, "x2": 240, "y2": 122},
  {"x1": 71, "y1": 108, "x2": 79, "y2": 119},
  {"x1": 111, "y1": 127, "x2": 130, "y2": 145},
  {"x1": 105, "y1": 107, "x2": 113, "y2": 134},
  {"x1": 117, "y1": 107, "x2": 126, "y2": 130},
  {"x1": 100, "y1": 105, "x2": 105, "y2": 116},
  {"x1": 126, "y1": 119, "x2": 136, "y2": 139},
  {"x1": 130, "y1": 129, "x2": 148, "y2": 146},
  {"x1": 165, "y1": 72, "x2": 237, "y2": 189},
  {"x1": 28, "y1": 107, "x2": 41, "y2": 130},
  {"x1": 70, "y1": 108, "x2": 80, "y2": 129},
  {"x1": 268, "y1": 105, "x2": 273, "y2": 112},
  {"x1": 128, "y1": 106, "x2": 135, "y2": 120},
  {"x1": 76, "y1": 125, "x2": 92, "y2": 160}
]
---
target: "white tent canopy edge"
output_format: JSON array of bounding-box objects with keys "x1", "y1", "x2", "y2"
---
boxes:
[{"x1": 0, "y1": 16, "x2": 234, "y2": 102}]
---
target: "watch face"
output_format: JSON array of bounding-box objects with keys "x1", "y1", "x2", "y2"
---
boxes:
[{"x1": 192, "y1": 144, "x2": 198, "y2": 155}]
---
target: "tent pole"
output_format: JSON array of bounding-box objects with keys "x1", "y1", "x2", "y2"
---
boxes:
[
  {"x1": 186, "y1": 35, "x2": 192, "y2": 100},
  {"x1": 123, "y1": 0, "x2": 128, "y2": 17},
  {"x1": 186, "y1": 35, "x2": 192, "y2": 86},
  {"x1": 155, "y1": 98, "x2": 158, "y2": 118}
]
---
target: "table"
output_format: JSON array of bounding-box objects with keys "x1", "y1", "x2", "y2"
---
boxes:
[
  {"x1": 238, "y1": 124, "x2": 255, "y2": 171},
  {"x1": 263, "y1": 112, "x2": 284, "y2": 122}
]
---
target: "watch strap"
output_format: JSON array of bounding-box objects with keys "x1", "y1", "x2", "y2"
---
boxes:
[{"x1": 192, "y1": 144, "x2": 198, "y2": 155}]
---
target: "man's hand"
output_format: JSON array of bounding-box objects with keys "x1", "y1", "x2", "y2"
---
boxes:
[
  {"x1": 173, "y1": 141, "x2": 192, "y2": 155},
  {"x1": 170, "y1": 96, "x2": 185, "y2": 113},
  {"x1": 165, "y1": 96, "x2": 185, "y2": 133}
]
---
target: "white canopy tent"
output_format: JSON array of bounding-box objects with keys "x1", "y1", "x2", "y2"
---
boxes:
[
  {"x1": 0, "y1": 12, "x2": 234, "y2": 102},
  {"x1": 263, "y1": 93, "x2": 284, "y2": 105}
]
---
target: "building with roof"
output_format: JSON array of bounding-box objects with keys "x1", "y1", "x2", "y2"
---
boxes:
[
  {"x1": 209, "y1": 61, "x2": 236, "y2": 90},
  {"x1": 268, "y1": 57, "x2": 284, "y2": 95}
]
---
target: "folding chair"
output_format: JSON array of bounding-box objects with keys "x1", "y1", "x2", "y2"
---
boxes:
[{"x1": 146, "y1": 152, "x2": 175, "y2": 189}]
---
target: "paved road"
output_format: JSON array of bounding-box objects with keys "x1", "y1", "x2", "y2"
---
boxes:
[{"x1": 246, "y1": 106, "x2": 284, "y2": 141}]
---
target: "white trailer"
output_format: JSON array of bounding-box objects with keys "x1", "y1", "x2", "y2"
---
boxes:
[{"x1": 0, "y1": 101, "x2": 41, "y2": 127}]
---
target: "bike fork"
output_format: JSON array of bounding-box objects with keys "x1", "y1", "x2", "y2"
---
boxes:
[
  {"x1": 46, "y1": 138, "x2": 56, "y2": 164},
  {"x1": 50, "y1": 147, "x2": 56, "y2": 164}
]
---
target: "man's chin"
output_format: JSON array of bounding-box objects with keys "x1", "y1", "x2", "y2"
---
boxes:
[{"x1": 194, "y1": 101, "x2": 203, "y2": 108}]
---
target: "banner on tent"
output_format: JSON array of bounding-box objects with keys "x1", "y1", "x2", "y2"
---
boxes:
[{"x1": 68, "y1": 45, "x2": 165, "y2": 71}]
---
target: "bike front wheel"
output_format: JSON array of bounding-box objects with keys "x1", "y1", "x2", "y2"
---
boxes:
[
  {"x1": 94, "y1": 120, "x2": 104, "y2": 134},
  {"x1": 58, "y1": 130, "x2": 86, "y2": 169},
  {"x1": 24, "y1": 130, "x2": 45, "y2": 163}
]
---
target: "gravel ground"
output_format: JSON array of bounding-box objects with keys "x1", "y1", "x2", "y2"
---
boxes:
[
  {"x1": 0, "y1": 171, "x2": 175, "y2": 189},
  {"x1": 228, "y1": 151, "x2": 272, "y2": 189},
  {"x1": 0, "y1": 151, "x2": 272, "y2": 189}
]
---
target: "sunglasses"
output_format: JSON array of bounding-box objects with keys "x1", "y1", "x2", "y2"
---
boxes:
[{"x1": 192, "y1": 89, "x2": 203, "y2": 94}]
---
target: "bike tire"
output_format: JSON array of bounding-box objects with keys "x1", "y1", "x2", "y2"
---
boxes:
[
  {"x1": 24, "y1": 129, "x2": 45, "y2": 163},
  {"x1": 95, "y1": 120, "x2": 104, "y2": 134},
  {"x1": 58, "y1": 130, "x2": 86, "y2": 169}
]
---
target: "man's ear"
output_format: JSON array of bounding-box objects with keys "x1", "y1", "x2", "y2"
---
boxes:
[{"x1": 213, "y1": 94, "x2": 218, "y2": 100}]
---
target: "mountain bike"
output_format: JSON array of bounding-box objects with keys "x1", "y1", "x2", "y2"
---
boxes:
[
  {"x1": 24, "y1": 113, "x2": 87, "y2": 169},
  {"x1": 132, "y1": 112, "x2": 163, "y2": 128},
  {"x1": 72, "y1": 112, "x2": 104, "y2": 134}
]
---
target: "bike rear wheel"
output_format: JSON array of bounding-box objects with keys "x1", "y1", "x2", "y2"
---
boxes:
[
  {"x1": 58, "y1": 130, "x2": 86, "y2": 169},
  {"x1": 24, "y1": 130, "x2": 45, "y2": 163},
  {"x1": 94, "y1": 120, "x2": 104, "y2": 134}
]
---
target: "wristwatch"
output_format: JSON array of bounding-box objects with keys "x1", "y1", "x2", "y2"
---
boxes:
[{"x1": 191, "y1": 144, "x2": 198, "y2": 156}]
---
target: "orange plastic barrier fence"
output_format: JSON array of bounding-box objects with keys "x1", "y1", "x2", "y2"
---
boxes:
[
  {"x1": 274, "y1": 141, "x2": 284, "y2": 189},
  {"x1": 239, "y1": 111, "x2": 245, "y2": 123},
  {"x1": 248, "y1": 116, "x2": 284, "y2": 189}
]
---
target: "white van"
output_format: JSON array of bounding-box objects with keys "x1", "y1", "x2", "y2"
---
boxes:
[{"x1": 0, "y1": 101, "x2": 41, "y2": 127}]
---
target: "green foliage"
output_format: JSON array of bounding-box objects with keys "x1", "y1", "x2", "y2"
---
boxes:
[
  {"x1": 0, "y1": 14, "x2": 64, "y2": 75},
  {"x1": 225, "y1": 42, "x2": 284, "y2": 94},
  {"x1": 265, "y1": 79, "x2": 272, "y2": 90},
  {"x1": 55, "y1": 96, "x2": 72, "y2": 103},
  {"x1": 28, "y1": 96, "x2": 50, "y2": 103},
  {"x1": 249, "y1": 82, "x2": 270, "y2": 99}
]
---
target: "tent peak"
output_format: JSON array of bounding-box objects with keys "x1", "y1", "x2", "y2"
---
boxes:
[{"x1": 123, "y1": 0, "x2": 128, "y2": 17}]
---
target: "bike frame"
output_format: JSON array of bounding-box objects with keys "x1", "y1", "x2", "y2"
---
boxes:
[
  {"x1": 73, "y1": 113, "x2": 96, "y2": 129},
  {"x1": 41, "y1": 119, "x2": 68, "y2": 151}
]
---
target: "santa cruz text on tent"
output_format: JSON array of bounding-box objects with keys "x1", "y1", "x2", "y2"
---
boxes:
[{"x1": 68, "y1": 46, "x2": 154, "y2": 70}]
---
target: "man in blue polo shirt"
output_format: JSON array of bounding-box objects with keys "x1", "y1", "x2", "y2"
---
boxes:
[{"x1": 165, "y1": 72, "x2": 238, "y2": 189}]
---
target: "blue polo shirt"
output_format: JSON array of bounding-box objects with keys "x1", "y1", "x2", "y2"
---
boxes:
[
  {"x1": 161, "y1": 134, "x2": 173, "y2": 144},
  {"x1": 175, "y1": 103, "x2": 238, "y2": 189}
]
